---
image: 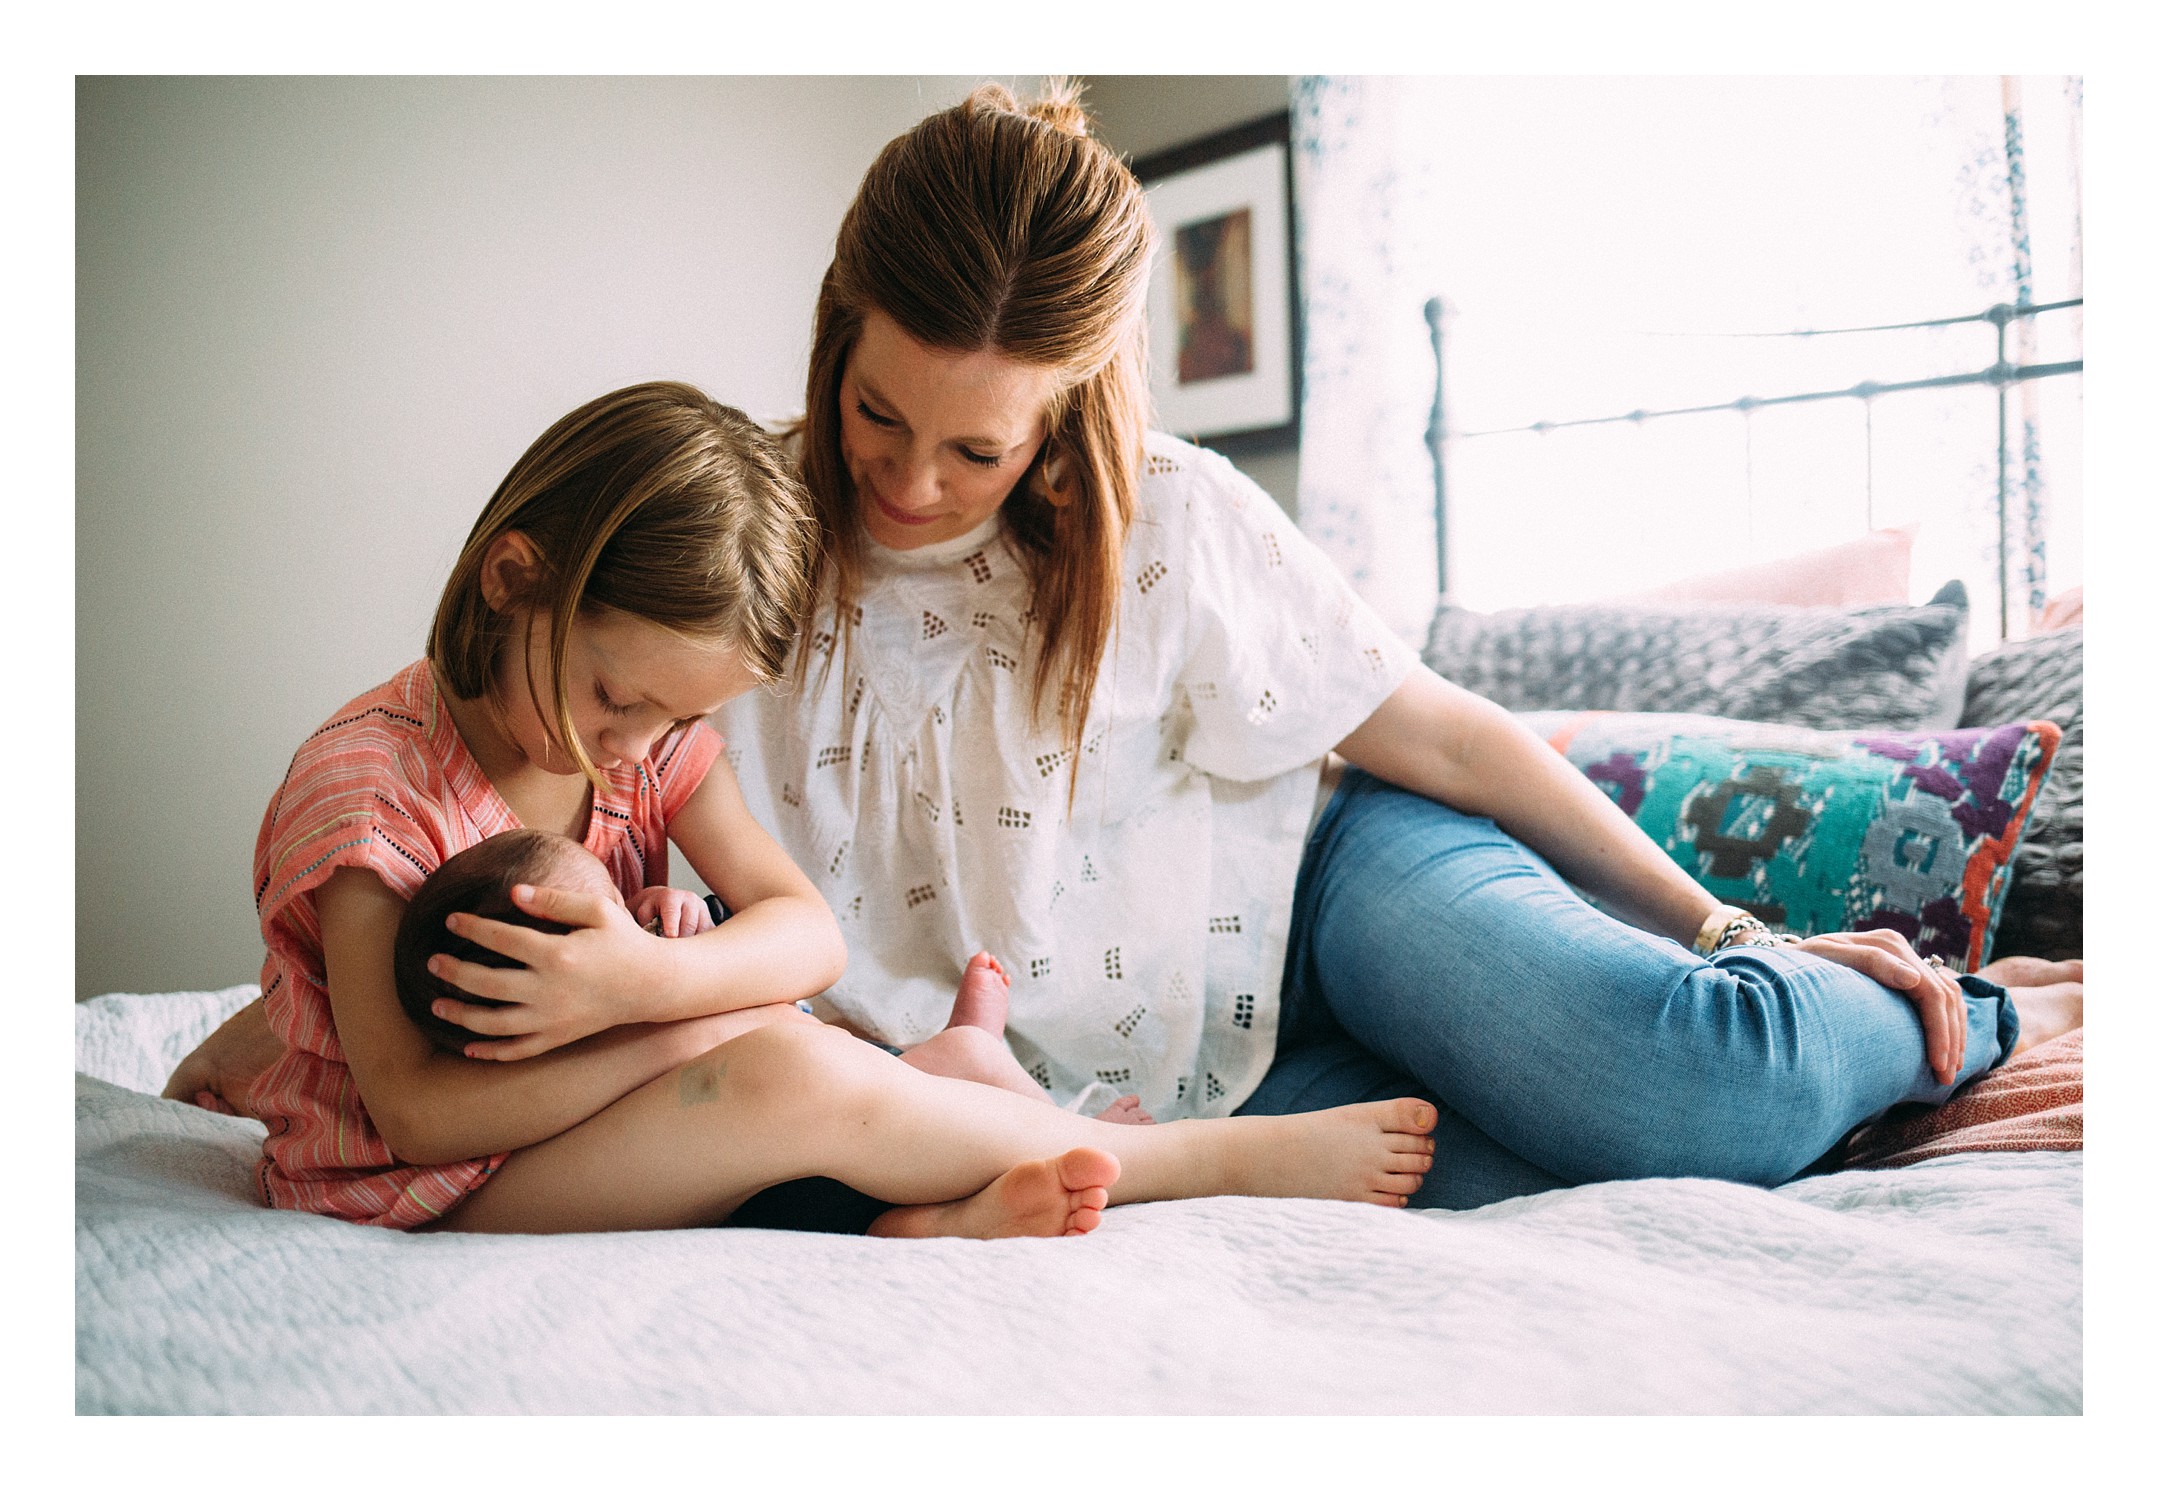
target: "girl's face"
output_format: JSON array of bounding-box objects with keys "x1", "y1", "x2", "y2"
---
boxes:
[
  {"x1": 840, "y1": 309, "x2": 1063, "y2": 550},
  {"x1": 492, "y1": 599, "x2": 757, "y2": 777}
]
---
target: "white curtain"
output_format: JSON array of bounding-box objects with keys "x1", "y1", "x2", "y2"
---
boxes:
[
  {"x1": 1290, "y1": 76, "x2": 2082, "y2": 646},
  {"x1": 1287, "y1": 76, "x2": 1442, "y2": 646}
]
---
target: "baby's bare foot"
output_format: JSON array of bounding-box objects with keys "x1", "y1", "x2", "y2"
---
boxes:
[
  {"x1": 1094, "y1": 1094, "x2": 1156, "y2": 1125},
  {"x1": 947, "y1": 951, "x2": 1011, "y2": 1037},
  {"x1": 868, "y1": 1147, "x2": 1120, "y2": 1240},
  {"x1": 1229, "y1": 1099, "x2": 1438, "y2": 1207},
  {"x1": 2011, "y1": 981, "x2": 2083, "y2": 1056}
]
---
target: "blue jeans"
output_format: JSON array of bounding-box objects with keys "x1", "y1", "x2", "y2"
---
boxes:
[{"x1": 1236, "y1": 770, "x2": 2020, "y2": 1210}]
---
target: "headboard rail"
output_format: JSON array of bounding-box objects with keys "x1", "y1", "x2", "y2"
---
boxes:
[{"x1": 1422, "y1": 296, "x2": 2083, "y2": 635}]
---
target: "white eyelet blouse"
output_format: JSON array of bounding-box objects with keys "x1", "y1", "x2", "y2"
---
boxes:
[{"x1": 719, "y1": 435, "x2": 1416, "y2": 1118}]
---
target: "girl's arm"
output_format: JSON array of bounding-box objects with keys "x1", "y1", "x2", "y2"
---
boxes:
[
  {"x1": 315, "y1": 866, "x2": 751, "y2": 1166},
  {"x1": 429, "y1": 754, "x2": 848, "y2": 1059},
  {"x1": 1334, "y1": 665, "x2": 1969, "y2": 1084}
]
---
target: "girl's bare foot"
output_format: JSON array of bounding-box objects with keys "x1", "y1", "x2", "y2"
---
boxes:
[
  {"x1": 947, "y1": 951, "x2": 1011, "y2": 1036},
  {"x1": 1226, "y1": 1099, "x2": 1438, "y2": 1207},
  {"x1": 2010, "y1": 981, "x2": 2083, "y2": 1056},
  {"x1": 867, "y1": 1147, "x2": 1120, "y2": 1240},
  {"x1": 1095, "y1": 1094, "x2": 1156, "y2": 1125},
  {"x1": 159, "y1": 997, "x2": 282, "y2": 1122}
]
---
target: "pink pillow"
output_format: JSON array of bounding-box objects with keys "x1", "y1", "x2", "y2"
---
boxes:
[
  {"x1": 2036, "y1": 586, "x2": 2083, "y2": 632},
  {"x1": 1621, "y1": 524, "x2": 1915, "y2": 608}
]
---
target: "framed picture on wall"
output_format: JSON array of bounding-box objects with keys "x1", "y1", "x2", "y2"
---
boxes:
[{"x1": 1132, "y1": 112, "x2": 1299, "y2": 443}]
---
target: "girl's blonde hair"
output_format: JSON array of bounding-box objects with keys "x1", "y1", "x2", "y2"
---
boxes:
[
  {"x1": 796, "y1": 79, "x2": 1155, "y2": 762},
  {"x1": 431, "y1": 381, "x2": 819, "y2": 786}
]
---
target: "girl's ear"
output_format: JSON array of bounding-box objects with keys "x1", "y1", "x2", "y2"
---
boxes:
[{"x1": 477, "y1": 531, "x2": 545, "y2": 614}]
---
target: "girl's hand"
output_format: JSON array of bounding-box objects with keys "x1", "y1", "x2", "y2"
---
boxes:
[
  {"x1": 626, "y1": 884, "x2": 715, "y2": 939},
  {"x1": 1774, "y1": 928, "x2": 1968, "y2": 1088},
  {"x1": 427, "y1": 884, "x2": 669, "y2": 1061}
]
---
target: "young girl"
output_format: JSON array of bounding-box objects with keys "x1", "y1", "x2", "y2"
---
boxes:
[{"x1": 234, "y1": 379, "x2": 1438, "y2": 1238}]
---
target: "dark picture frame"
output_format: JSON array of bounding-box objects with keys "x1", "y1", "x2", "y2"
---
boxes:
[{"x1": 1132, "y1": 111, "x2": 1301, "y2": 445}]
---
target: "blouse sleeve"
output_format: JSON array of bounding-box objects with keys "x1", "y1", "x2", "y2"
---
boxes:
[
  {"x1": 1173, "y1": 446, "x2": 1418, "y2": 783},
  {"x1": 648, "y1": 720, "x2": 727, "y2": 823},
  {"x1": 253, "y1": 743, "x2": 445, "y2": 991}
]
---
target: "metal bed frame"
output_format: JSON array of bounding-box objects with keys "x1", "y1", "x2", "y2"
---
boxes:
[{"x1": 1422, "y1": 296, "x2": 2084, "y2": 635}]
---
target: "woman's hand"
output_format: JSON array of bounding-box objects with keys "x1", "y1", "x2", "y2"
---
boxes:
[
  {"x1": 427, "y1": 883, "x2": 670, "y2": 1061},
  {"x1": 1771, "y1": 928, "x2": 1968, "y2": 1088},
  {"x1": 159, "y1": 996, "x2": 285, "y2": 1119}
]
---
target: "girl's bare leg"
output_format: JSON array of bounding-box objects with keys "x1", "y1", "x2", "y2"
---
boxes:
[{"x1": 439, "y1": 1021, "x2": 1436, "y2": 1236}]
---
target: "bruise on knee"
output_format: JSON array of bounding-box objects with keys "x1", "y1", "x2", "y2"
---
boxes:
[{"x1": 678, "y1": 1058, "x2": 729, "y2": 1107}]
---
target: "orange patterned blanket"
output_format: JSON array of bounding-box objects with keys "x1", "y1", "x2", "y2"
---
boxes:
[{"x1": 1843, "y1": 1030, "x2": 2083, "y2": 1170}]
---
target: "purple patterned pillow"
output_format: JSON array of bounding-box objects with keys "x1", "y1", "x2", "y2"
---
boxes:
[{"x1": 1521, "y1": 711, "x2": 2063, "y2": 972}]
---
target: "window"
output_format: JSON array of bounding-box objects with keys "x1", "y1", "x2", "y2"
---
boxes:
[{"x1": 1293, "y1": 76, "x2": 2082, "y2": 645}]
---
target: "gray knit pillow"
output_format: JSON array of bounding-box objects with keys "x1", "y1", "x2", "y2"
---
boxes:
[
  {"x1": 1958, "y1": 626, "x2": 2082, "y2": 961},
  {"x1": 1423, "y1": 582, "x2": 1970, "y2": 732}
]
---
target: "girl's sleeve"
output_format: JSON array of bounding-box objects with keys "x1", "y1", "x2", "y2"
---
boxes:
[
  {"x1": 1173, "y1": 448, "x2": 1418, "y2": 783},
  {"x1": 254, "y1": 744, "x2": 441, "y2": 988},
  {"x1": 649, "y1": 720, "x2": 727, "y2": 824}
]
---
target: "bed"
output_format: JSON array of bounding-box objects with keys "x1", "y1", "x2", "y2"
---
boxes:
[{"x1": 77, "y1": 985, "x2": 2079, "y2": 1414}]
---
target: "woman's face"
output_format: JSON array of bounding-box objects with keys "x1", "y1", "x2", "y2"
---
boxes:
[{"x1": 840, "y1": 309, "x2": 1062, "y2": 550}]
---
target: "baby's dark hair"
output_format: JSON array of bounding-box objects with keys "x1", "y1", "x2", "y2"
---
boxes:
[{"x1": 393, "y1": 829, "x2": 582, "y2": 1052}]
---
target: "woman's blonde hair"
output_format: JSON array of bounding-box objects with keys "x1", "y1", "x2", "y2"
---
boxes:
[
  {"x1": 796, "y1": 79, "x2": 1155, "y2": 762},
  {"x1": 431, "y1": 381, "x2": 819, "y2": 787}
]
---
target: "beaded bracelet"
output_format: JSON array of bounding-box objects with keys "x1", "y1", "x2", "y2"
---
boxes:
[{"x1": 1694, "y1": 905, "x2": 1801, "y2": 955}]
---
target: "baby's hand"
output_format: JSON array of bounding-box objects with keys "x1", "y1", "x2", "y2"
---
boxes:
[{"x1": 627, "y1": 885, "x2": 715, "y2": 939}]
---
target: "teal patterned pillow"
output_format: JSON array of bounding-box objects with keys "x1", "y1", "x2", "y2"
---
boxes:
[{"x1": 1520, "y1": 711, "x2": 2063, "y2": 973}]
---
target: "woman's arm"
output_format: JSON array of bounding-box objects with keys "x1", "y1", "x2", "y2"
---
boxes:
[
  {"x1": 1337, "y1": 667, "x2": 1719, "y2": 940},
  {"x1": 315, "y1": 867, "x2": 747, "y2": 1166},
  {"x1": 1336, "y1": 666, "x2": 1968, "y2": 1084},
  {"x1": 428, "y1": 755, "x2": 848, "y2": 1059}
]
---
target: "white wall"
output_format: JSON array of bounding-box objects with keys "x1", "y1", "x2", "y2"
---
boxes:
[
  {"x1": 75, "y1": 76, "x2": 1018, "y2": 999},
  {"x1": 1080, "y1": 74, "x2": 1291, "y2": 160}
]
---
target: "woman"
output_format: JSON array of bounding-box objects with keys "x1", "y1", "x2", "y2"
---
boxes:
[{"x1": 169, "y1": 82, "x2": 2078, "y2": 1216}]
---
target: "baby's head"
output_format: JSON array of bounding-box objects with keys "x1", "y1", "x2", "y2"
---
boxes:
[{"x1": 392, "y1": 829, "x2": 623, "y2": 1051}]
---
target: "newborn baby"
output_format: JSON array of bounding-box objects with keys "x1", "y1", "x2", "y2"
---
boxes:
[{"x1": 392, "y1": 828, "x2": 1153, "y2": 1121}]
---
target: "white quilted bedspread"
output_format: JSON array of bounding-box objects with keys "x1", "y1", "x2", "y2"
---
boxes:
[{"x1": 77, "y1": 990, "x2": 2082, "y2": 1414}]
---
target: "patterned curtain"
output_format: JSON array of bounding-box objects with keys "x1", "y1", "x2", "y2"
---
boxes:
[
  {"x1": 1287, "y1": 76, "x2": 1441, "y2": 646},
  {"x1": 1289, "y1": 77, "x2": 2082, "y2": 644},
  {"x1": 1945, "y1": 75, "x2": 2085, "y2": 629}
]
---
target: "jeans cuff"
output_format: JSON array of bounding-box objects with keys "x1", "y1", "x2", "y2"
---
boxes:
[{"x1": 1961, "y1": 973, "x2": 2020, "y2": 1074}]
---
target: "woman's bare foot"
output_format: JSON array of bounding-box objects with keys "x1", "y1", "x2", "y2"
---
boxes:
[
  {"x1": 1978, "y1": 955, "x2": 2083, "y2": 988},
  {"x1": 947, "y1": 951, "x2": 1011, "y2": 1036},
  {"x1": 1094, "y1": 1094, "x2": 1156, "y2": 1125},
  {"x1": 2010, "y1": 981, "x2": 2083, "y2": 1056},
  {"x1": 1224, "y1": 1099, "x2": 1438, "y2": 1207},
  {"x1": 867, "y1": 1147, "x2": 1120, "y2": 1240}
]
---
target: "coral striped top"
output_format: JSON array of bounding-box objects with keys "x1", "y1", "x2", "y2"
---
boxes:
[{"x1": 248, "y1": 660, "x2": 723, "y2": 1228}]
